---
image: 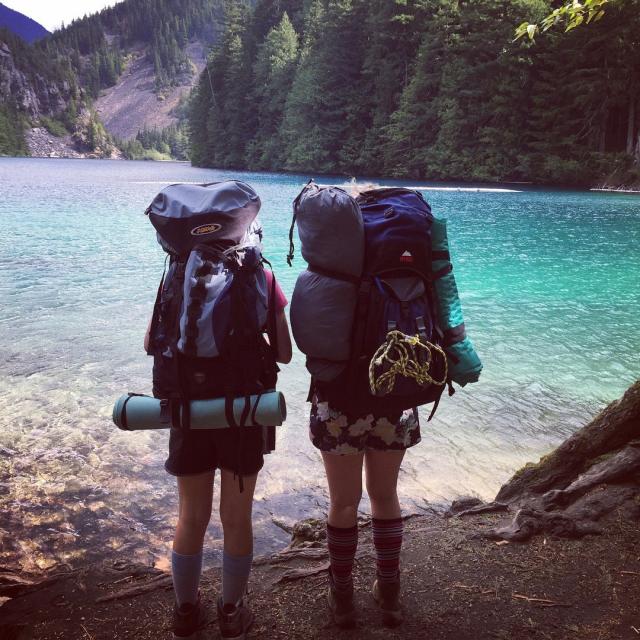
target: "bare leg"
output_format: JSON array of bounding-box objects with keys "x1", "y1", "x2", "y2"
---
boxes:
[
  {"x1": 365, "y1": 449, "x2": 405, "y2": 625},
  {"x1": 321, "y1": 451, "x2": 365, "y2": 527},
  {"x1": 364, "y1": 449, "x2": 405, "y2": 519},
  {"x1": 219, "y1": 471, "x2": 258, "y2": 608},
  {"x1": 219, "y1": 470, "x2": 258, "y2": 556},
  {"x1": 173, "y1": 471, "x2": 215, "y2": 555}
]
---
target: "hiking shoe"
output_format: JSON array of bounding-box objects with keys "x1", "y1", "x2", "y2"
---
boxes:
[
  {"x1": 216, "y1": 596, "x2": 254, "y2": 640},
  {"x1": 172, "y1": 595, "x2": 207, "y2": 639},
  {"x1": 372, "y1": 578, "x2": 402, "y2": 627},
  {"x1": 327, "y1": 572, "x2": 356, "y2": 628}
]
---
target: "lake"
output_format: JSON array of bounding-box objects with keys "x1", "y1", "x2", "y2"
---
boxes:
[{"x1": 0, "y1": 158, "x2": 638, "y2": 573}]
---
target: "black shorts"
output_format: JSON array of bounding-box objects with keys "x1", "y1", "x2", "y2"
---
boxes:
[{"x1": 165, "y1": 425, "x2": 265, "y2": 477}]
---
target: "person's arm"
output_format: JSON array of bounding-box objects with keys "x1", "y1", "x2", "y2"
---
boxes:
[{"x1": 274, "y1": 308, "x2": 292, "y2": 364}]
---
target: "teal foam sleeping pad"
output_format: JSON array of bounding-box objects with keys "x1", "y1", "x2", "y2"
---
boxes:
[
  {"x1": 113, "y1": 391, "x2": 287, "y2": 431},
  {"x1": 432, "y1": 217, "x2": 483, "y2": 386}
]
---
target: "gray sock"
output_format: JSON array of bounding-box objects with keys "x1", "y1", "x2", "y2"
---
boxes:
[
  {"x1": 222, "y1": 551, "x2": 253, "y2": 606},
  {"x1": 172, "y1": 550, "x2": 203, "y2": 607}
]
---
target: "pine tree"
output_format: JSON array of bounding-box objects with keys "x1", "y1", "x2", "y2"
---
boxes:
[
  {"x1": 280, "y1": 0, "x2": 366, "y2": 173},
  {"x1": 247, "y1": 12, "x2": 300, "y2": 168}
]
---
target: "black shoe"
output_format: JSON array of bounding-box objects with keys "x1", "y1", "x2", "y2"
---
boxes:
[
  {"x1": 327, "y1": 572, "x2": 356, "y2": 628},
  {"x1": 172, "y1": 595, "x2": 207, "y2": 639},
  {"x1": 217, "y1": 596, "x2": 254, "y2": 640},
  {"x1": 372, "y1": 578, "x2": 402, "y2": 627}
]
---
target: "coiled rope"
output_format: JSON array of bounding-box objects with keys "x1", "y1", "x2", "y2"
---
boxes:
[{"x1": 369, "y1": 330, "x2": 448, "y2": 397}]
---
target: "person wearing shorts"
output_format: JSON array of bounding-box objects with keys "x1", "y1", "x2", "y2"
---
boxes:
[
  {"x1": 310, "y1": 388, "x2": 418, "y2": 628},
  {"x1": 148, "y1": 269, "x2": 292, "y2": 640}
]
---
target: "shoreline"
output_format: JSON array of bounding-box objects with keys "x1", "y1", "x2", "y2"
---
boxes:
[
  {"x1": 2, "y1": 511, "x2": 638, "y2": 640},
  {"x1": 4, "y1": 154, "x2": 640, "y2": 193},
  {"x1": 3, "y1": 381, "x2": 639, "y2": 638}
]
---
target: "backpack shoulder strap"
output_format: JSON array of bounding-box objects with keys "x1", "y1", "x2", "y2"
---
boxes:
[
  {"x1": 261, "y1": 257, "x2": 279, "y2": 357},
  {"x1": 146, "y1": 255, "x2": 169, "y2": 355}
]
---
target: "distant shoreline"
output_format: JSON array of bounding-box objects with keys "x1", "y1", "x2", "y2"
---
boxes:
[{"x1": 4, "y1": 154, "x2": 640, "y2": 193}]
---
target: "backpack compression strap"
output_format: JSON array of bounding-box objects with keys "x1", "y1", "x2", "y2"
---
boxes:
[
  {"x1": 287, "y1": 179, "x2": 314, "y2": 266},
  {"x1": 308, "y1": 265, "x2": 360, "y2": 285}
]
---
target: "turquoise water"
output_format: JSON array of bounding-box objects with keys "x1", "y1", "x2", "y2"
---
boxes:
[{"x1": 1, "y1": 158, "x2": 638, "y2": 572}]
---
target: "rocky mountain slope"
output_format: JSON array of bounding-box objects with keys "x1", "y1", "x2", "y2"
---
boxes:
[
  {"x1": 0, "y1": 37, "x2": 72, "y2": 119},
  {"x1": 1, "y1": 0, "x2": 231, "y2": 158},
  {"x1": 95, "y1": 41, "x2": 206, "y2": 140}
]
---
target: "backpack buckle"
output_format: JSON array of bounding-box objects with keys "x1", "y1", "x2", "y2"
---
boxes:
[
  {"x1": 416, "y1": 316, "x2": 428, "y2": 340},
  {"x1": 159, "y1": 399, "x2": 172, "y2": 425}
]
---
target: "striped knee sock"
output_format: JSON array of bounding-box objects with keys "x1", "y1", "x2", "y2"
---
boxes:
[
  {"x1": 372, "y1": 517, "x2": 403, "y2": 584},
  {"x1": 327, "y1": 523, "x2": 358, "y2": 591}
]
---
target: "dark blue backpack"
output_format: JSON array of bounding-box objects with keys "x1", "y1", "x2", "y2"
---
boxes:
[{"x1": 315, "y1": 188, "x2": 451, "y2": 420}]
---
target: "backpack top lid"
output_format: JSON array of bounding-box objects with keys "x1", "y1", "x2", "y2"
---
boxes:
[
  {"x1": 147, "y1": 181, "x2": 261, "y2": 256},
  {"x1": 356, "y1": 188, "x2": 433, "y2": 279}
]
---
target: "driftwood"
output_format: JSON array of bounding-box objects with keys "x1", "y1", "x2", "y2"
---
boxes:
[
  {"x1": 95, "y1": 573, "x2": 173, "y2": 603},
  {"x1": 275, "y1": 562, "x2": 330, "y2": 584},
  {"x1": 483, "y1": 381, "x2": 640, "y2": 542},
  {"x1": 0, "y1": 569, "x2": 71, "y2": 598}
]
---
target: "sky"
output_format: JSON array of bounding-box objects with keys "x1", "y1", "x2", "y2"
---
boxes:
[{"x1": 4, "y1": 1, "x2": 120, "y2": 32}]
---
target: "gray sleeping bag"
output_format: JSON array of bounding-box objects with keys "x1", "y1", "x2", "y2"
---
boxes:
[{"x1": 289, "y1": 182, "x2": 364, "y2": 381}]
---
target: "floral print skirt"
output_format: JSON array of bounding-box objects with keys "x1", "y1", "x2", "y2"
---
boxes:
[{"x1": 309, "y1": 396, "x2": 421, "y2": 455}]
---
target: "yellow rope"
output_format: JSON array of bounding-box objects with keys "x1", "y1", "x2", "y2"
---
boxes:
[{"x1": 369, "y1": 330, "x2": 448, "y2": 397}]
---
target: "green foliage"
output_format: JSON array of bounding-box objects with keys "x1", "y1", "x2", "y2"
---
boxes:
[
  {"x1": 516, "y1": 0, "x2": 611, "y2": 40},
  {"x1": 187, "y1": 0, "x2": 639, "y2": 185},
  {"x1": 39, "y1": 116, "x2": 68, "y2": 137},
  {"x1": 0, "y1": 0, "x2": 230, "y2": 157},
  {"x1": 119, "y1": 124, "x2": 189, "y2": 160},
  {"x1": 246, "y1": 12, "x2": 299, "y2": 168},
  {"x1": 0, "y1": 104, "x2": 29, "y2": 156},
  {"x1": 189, "y1": 0, "x2": 255, "y2": 168},
  {"x1": 281, "y1": 0, "x2": 368, "y2": 173}
]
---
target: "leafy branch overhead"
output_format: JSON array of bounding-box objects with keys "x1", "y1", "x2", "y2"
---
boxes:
[{"x1": 515, "y1": 0, "x2": 611, "y2": 40}]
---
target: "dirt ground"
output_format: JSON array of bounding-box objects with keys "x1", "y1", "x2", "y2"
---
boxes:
[{"x1": 2, "y1": 512, "x2": 639, "y2": 640}]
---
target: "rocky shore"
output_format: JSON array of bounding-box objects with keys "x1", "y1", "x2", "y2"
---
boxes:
[
  {"x1": 1, "y1": 382, "x2": 638, "y2": 639},
  {"x1": 26, "y1": 126, "x2": 122, "y2": 160}
]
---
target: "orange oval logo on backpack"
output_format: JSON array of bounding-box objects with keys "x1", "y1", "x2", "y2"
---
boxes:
[{"x1": 191, "y1": 223, "x2": 222, "y2": 236}]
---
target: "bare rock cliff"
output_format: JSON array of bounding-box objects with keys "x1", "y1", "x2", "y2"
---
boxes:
[{"x1": 0, "y1": 40, "x2": 73, "y2": 118}]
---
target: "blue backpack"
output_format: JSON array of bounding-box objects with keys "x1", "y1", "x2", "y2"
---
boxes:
[
  {"x1": 145, "y1": 182, "x2": 279, "y2": 443},
  {"x1": 314, "y1": 188, "x2": 452, "y2": 420}
]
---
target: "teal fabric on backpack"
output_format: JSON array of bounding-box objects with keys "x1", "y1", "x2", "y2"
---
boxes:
[{"x1": 431, "y1": 217, "x2": 482, "y2": 386}]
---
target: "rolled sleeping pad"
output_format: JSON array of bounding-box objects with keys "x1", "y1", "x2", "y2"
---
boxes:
[
  {"x1": 113, "y1": 391, "x2": 286, "y2": 431},
  {"x1": 290, "y1": 183, "x2": 364, "y2": 380},
  {"x1": 431, "y1": 217, "x2": 483, "y2": 386}
]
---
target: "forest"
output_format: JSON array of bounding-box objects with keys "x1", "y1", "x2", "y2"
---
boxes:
[{"x1": 189, "y1": 0, "x2": 640, "y2": 186}]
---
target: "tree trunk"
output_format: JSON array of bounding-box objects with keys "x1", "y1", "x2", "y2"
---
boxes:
[
  {"x1": 599, "y1": 104, "x2": 608, "y2": 153},
  {"x1": 626, "y1": 94, "x2": 636, "y2": 156}
]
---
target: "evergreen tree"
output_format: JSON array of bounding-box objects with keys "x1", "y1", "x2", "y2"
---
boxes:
[
  {"x1": 280, "y1": 0, "x2": 366, "y2": 173},
  {"x1": 247, "y1": 12, "x2": 300, "y2": 168}
]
